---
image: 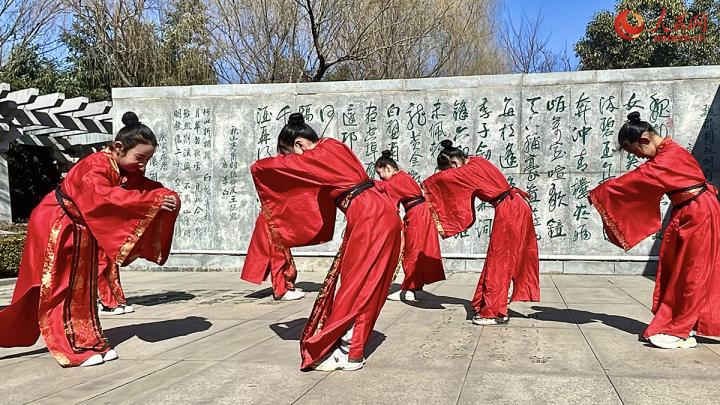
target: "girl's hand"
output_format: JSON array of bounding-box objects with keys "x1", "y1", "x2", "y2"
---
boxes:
[{"x1": 161, "y1": 195, "x2": 178, "y2": 211}]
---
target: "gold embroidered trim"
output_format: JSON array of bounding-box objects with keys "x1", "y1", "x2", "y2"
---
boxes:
[
  {"x1": 314, "y1": 236, "x2": 347, "y2": 334},
  {"x1": 589, "y1": 192, "x2": 631, "y2": 251},
  {"x1": 115, "y1": 193, "x2": 164, "y2": 265},
  {"x1": 107, "y1": 260, "x2": 127, "y2": 305},
  {"x1": 102, "y1": 148, "x2": 120, "y2": 175},
  {"x1": 390, "y1": 229, "x2": 405, "y2": 284},
  {"x1": 422, "y1": 186, "x2": 446, "y2": 238},
  {"x1": 38, "y1": 216, "x2": 64, "y2": 364}
]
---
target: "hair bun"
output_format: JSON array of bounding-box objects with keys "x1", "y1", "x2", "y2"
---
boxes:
[
  {"x1": 381, "y1": 150, "x2": 392, "y2": 158},
  {"x1": 627, "y1": 111, "x2": 641, "y2": 122},
  {"x1": 440, "y1": 139, "x2": 453, "y2": 149},
  {"x1": 288, "y1": 112, "x2": 305, "y2": 126},
  {"x1": 122, "y1": 111, "x2": 140, "y2": 126}
]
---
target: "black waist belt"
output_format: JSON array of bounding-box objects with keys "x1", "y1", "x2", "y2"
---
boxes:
[
  {"x1": 667, "y1": 182, "x2": 707, "y2": 209},
  {"x1": 335, "y1": 181, "x2": 374, "y2": 210},
  {"x1": 402, "y1": 196, "x2": 425, "y2": 211},
  {"x1": 488, "y1": 189, "x2": 511, "y2": 207},
  {"x1": 55, "y1": 184, "x2": 84, "y2": 224}
]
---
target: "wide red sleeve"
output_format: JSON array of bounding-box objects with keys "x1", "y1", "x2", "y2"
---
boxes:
[
  {"x1": 123, "y1": 173, "x2": 165, "y2": 191},
  {"x1": 251, "y1": 153, "x2": 337, "y2": 248},
  {"x1": 71, "y1": 168, "x2": 179, "y2": 266},
  {"x1": 589, "y1": 163, "x2": 664, "y2": 251},
  {"x1": 421, "y1": 170, "x2": 477, "y2": 239}
]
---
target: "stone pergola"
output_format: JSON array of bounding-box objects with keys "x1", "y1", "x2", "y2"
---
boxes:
[{"x1": 0, "y1": 83, "x2": 113, "y2": 222}]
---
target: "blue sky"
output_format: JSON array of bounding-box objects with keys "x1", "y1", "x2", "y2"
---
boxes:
[{"x1": 500, "y1": 0, "x2": 619, "y2": 68}]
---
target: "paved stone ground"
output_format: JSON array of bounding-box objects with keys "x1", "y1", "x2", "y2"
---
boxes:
[{"x1": 2, "y1": 271, "x2": 720, "y2": 404}]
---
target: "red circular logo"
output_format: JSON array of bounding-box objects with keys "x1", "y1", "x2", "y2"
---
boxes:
[{"x1": 614, "y1": 9, "x2": 645, "y2": 40}]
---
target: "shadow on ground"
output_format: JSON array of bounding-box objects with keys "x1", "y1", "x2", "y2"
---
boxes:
[
  {"x1": 401, "y1": 291, "x2": 475, "y2": 319},
  {"x1": 127, "y1": 291, "x2": 196, "y2": 306},
  {"x1": 0, "y1": 316, "x2": 213, "y2": 361},
  {"x1": 530, "y1": 305, "x2": 648, "y2": 335},
  {"x1": 105, "y1": 316, "x2": 213, "y2": 345},
  {"x1": 269, "y1": 318, "x2": 308, "y2": 340},
  {"x1": 245, "y1": 282, "x2": 323, "y2": 299}
]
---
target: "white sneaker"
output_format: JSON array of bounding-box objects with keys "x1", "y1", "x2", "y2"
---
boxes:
[
  {"x1": 80, "y1": 354, "x2": 104, "y2": 367},
  {"x1": 472, "y1": 315, "x2": 510, "y2": 326},
  {"x1": 99, "y1": 304, "x2": 125, "y2": 315},
  {"x1": 121, "y1": 305, "x2": 135, "y2": 314},
  {"x1": 280, "y1": 290, "x2": 306, "y2": 301},
  {"x1": 387, "y1": 290, "x2": 416, "y2": 302},
  {"x1": 648, "y1": 333, "x2": 698, "y2": 349},
  {"x1": 680, "y1": 337, "x2": 698, "y2": 349},
  {"x1": 103, "y1": 349, "x2": 119, "y2": 361},
  {"x1": 312, "y1": 347, "x2": 365, "y2": 372},
  {"x1": 689, "y1": 330, "x2": 697, "y2": 337}
]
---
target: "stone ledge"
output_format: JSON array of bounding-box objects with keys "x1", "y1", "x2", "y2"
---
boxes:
[
  {"x1": 110, "y1": 65, "x2": 720, "y2": 99},
  {"x1": 126, "y1": 256, "x2": 658, "y2": 275}
]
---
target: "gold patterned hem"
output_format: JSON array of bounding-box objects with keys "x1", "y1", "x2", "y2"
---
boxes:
[
  {"x1": 589, "y1": 192, "x2": 631, "y2": 251},
  {"x1": 115, "y1": 193, "x2": 165, "y2": 265}
]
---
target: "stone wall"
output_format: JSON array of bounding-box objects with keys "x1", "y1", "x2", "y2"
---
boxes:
[{"x1": 112, "y1": 65, "x2": 720, "y2": 274}]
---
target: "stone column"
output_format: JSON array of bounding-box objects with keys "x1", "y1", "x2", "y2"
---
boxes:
[
  {"x1": 0, "y1": 144, "x2": 10, "y2": 222},
  {"x1": 0, "y1": 100, "x2": 20, "y2": 222}
]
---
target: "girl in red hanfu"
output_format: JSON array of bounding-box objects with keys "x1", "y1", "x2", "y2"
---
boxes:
[
  {"x1": 251, "y1": 113, "x2": 402, "y2": 371},
  {"x1": 589, "y1": 111, "x2": 720, "y2": 350},
  {"x1": 0, "y1": 112, "x2": 180, "y2": 367},
  {"x1": 374, "y1": 150, "x2": 445, "y2": 302},
  {"x1": 422, "y1": 140, "x2": 540, "y2": 325}
]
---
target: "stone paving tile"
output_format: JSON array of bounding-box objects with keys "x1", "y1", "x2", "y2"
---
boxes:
[
  {"x1": 75, "y1": 360, "x2": 217, "y2": 404},
  {"x1": 610, "y1": 375, "x2": 720, "y2": 404},
  {"x1": 582, "y1": 327, "x2": 720, "y2": 378},
  {"x1": 470, "y1": 326, "x2": 605, "y2": 375},
  {"x1": 457, "y1": 371, "x2": 622, "y2": 405},
  {"x1": 27, "y1": 359, "x2": 180, "y2": 405},
  {"x1": 1, "y1": 271, "x2": 720, "y2": 405},
  {"x1": 556, "y1": 286, "x2": 639, "y2": 305}
]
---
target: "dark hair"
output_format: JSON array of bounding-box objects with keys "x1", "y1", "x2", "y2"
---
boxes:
[
  {"x1": 437, "y1": 139, "x2": 467, "y2": 170},
  {"x1": 114, "y1": 111, "x2": 158, "y2": 153},
  {"x1": 618, "y1": 111, "x2": 655, "y2": 145},
  {"x1": 278, "y1": 113, "x2": 319, "y2": 151},
  {"x1": 375, "y1": 150, "x2": 398, "y2": 170}
]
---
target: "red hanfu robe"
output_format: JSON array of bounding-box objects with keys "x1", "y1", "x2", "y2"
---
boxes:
[
  {"x1": 375, "y1": 170, "x2": 444, "y2": 290},
  {"x1": 0, "y1": 149, "x2": 179, "y2": 367},
  {"x1": 241, "y1": 214, "x2": 298, "y2": 298},
  {"x1": 422, "y1": 157, "x2": 540, "y2": 318},
  {"x1": 251, "y1": 138, "x2": 402, "y2": 369},
  {"x1": 589, "y1": 139, "x2": 720, "y2": 339}
]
